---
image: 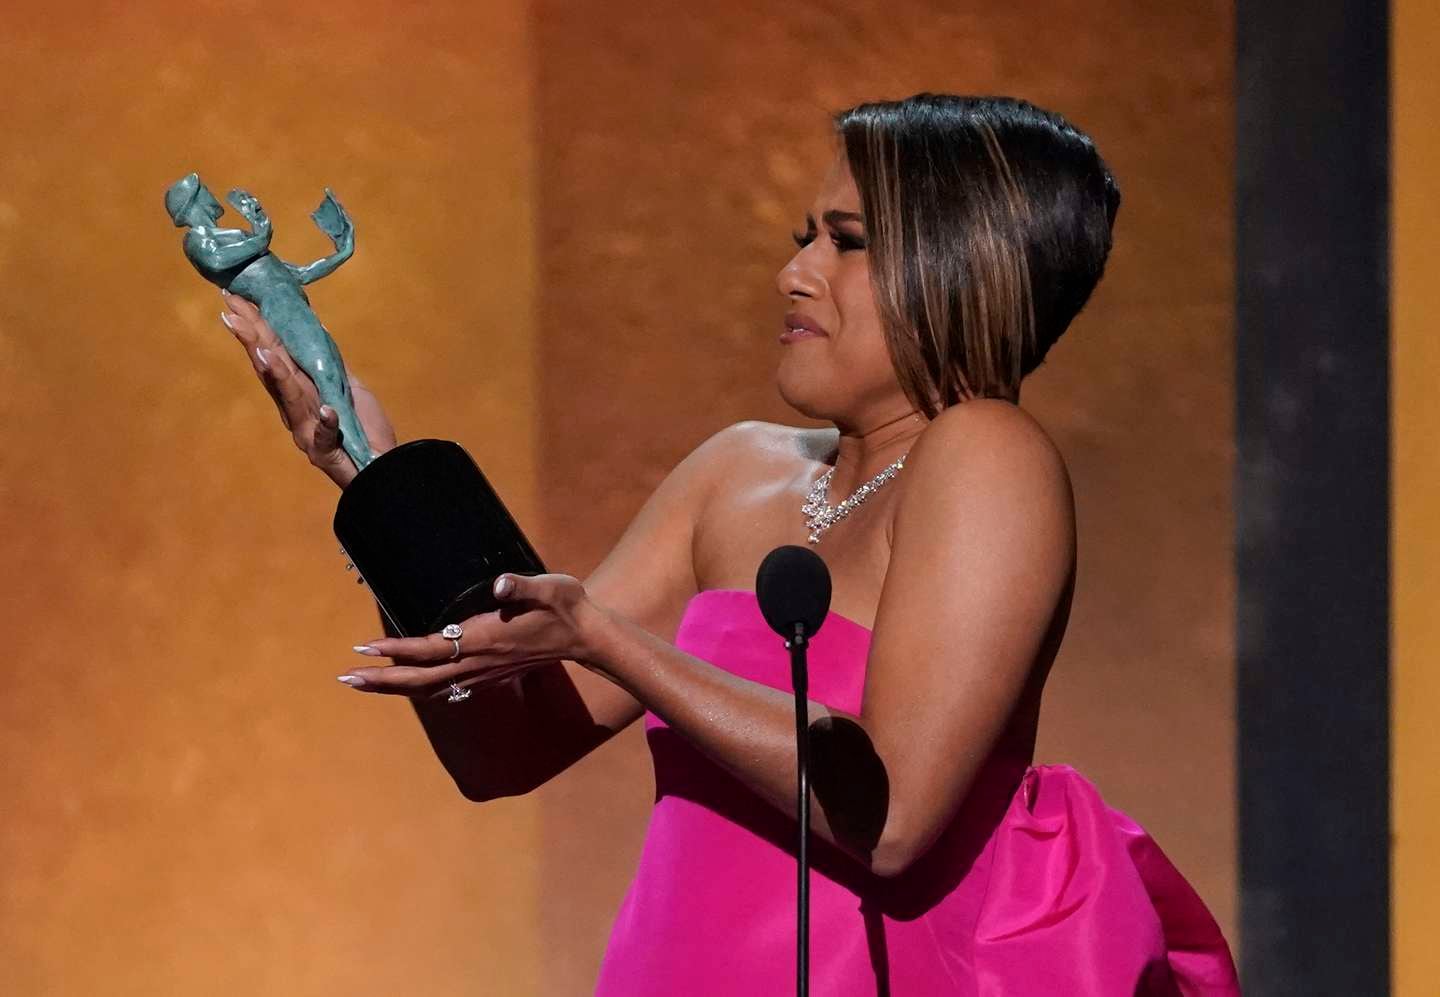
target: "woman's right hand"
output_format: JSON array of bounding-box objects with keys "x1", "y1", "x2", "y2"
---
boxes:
[{"x1": 220, "y1": 291, "x2": 398, "y2": 489}]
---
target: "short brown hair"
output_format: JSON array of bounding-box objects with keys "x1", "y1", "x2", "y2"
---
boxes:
[{"x1": 835, "y1": 94, "x2": 1121, "y2": 412}]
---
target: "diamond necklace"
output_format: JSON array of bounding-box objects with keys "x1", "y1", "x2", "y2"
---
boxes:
[{"x1": 801, "y1": 454, "x2": 908, "y2": 544}]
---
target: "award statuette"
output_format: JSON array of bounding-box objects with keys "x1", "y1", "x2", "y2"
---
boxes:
[{"x1": 165, "y1": 173, "x2": 545, "y2": 639}]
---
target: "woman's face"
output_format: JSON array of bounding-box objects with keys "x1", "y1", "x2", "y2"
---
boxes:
[{"x1": 775, "y1": 151, "x2": 909, "y2": 431}]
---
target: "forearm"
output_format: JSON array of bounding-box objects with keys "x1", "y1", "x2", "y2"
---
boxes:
[
  {"x1": 200, "y1": 228, "x2": 272, "y2": 270},
  {"x1": 579, "y1": 603, "x2": 892, "y2": 871},
  {"x1": 293, "y1": 242, "x2": 353, "y2": 285}
]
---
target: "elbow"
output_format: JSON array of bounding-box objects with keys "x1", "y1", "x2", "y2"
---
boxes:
[
  {"x1": 866, "y1": 813, "x2": 935, "y2": 879},
  {"x1": 868, "y1": 834, "x2": 923, "y2": 879}
]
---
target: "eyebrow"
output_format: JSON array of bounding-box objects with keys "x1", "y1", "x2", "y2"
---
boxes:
[{"x1": 805, "y1": 210, "x2": 866, "y2": 229}]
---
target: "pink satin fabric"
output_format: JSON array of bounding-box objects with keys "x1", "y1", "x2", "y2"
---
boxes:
[{"x1": 595, "y1": 589, "x2": 1239, "y2": 995}]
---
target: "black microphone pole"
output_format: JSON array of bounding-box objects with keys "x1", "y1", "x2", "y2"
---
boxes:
[
  {"x1": 756, "y1": 545, "x2": 832, "y2": 997},
  {"x1": 789, "y1": 617, "x2": 812, "y2": 997}
]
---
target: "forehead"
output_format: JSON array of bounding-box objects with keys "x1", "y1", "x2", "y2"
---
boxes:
[{"x1": 811, "y1": 149, "x2": 861, "y2": 214}]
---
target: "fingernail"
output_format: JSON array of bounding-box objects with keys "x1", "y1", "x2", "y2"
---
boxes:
[
  {"x1": 352, "y1": 645, "x2": 381, "y2": 656},
  {"x1": 220, "y1": 312, "x2": 237, "y2": 332},
  {"x1": 255, "y1": 347, "x2": 271, "y2": 370},
  {"x1": 221, "y1": 289, "x2": 231, "y2": 298},
  {"x1": 337, "y1": 674, "x2": 366, "y2": 687},
  {"x1": 320, "y1": 405, "x2": 334, "y2": 419},
  {"x1": 494, "y1": 575, "x2": 512, "y2": 597}
]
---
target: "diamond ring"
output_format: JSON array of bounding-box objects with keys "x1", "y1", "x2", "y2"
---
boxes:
[
  {"x1": 447, "y1": 681, "x2": 471, "y2": 703},
  {"x1": 440, "y1": 623, "x2": 464, "y2": 661}
]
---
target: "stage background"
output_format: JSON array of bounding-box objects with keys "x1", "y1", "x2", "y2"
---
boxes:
[{"x1": 0, "y1": 2, "x2": 1237, "y2": 994}]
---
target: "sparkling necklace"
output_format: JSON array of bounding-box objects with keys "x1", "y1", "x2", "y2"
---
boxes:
[{"x1": 801, "y1": 454, "x2": 908, "y2": 544}]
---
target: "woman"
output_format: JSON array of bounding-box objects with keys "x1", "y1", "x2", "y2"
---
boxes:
[{"x1": 221, "y1": 94, "x2": 1239, "y2": 995}]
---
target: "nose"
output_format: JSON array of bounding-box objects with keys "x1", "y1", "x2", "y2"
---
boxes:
[{"x1": 776, "y1": 248, "x2": 824, "y2": 302}]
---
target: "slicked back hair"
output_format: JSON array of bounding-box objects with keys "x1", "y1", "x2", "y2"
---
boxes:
[{"x1": 835, "y1": 94, "x2": 1121, "y2": 412}]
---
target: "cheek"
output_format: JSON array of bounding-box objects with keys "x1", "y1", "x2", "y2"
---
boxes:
[{"x1": 834, "y1": 278, "x2": 892, "y2": 380}]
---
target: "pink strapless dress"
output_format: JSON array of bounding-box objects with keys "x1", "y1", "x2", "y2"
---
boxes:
[{"x1": 595, "y1": 589, "x2": 1239, "y2": 996}]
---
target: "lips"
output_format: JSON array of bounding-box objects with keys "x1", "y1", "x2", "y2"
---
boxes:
[{"x1": 781, "y1": 313, "x2": 829, "y2": 344}]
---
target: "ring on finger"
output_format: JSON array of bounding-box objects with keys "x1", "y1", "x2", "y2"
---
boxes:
[{"x1": 440, "y1": 623, "x2": 464, "y2": 661}]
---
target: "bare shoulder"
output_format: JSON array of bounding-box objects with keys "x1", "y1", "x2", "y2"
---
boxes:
[
  {"x1": 683, "y1": 420, "x2": 834, "y2": 484},
  {"x1": 910, "y1": 399, "x2": 1067, "y2": 481},
  {"x1": 899, "y1": 399, "x2": 1072, "y2": 525}
]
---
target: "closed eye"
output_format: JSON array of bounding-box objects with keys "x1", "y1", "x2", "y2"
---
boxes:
[{"x1": 791, "y1": 224, "x2": 867, "y2": 253}]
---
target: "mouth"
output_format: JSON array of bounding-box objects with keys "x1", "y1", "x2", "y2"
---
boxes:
[{"x1": 781, "y1": 312, "x2": 829, "y2": 344}]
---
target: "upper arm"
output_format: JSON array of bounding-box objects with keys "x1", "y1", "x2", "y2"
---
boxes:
[
  {"x1": 861, "y1": 400, "x2": 1075, "y2": 865},
  {"x1": 532, "y1": 423, "x2": 755, "y2": 737}
]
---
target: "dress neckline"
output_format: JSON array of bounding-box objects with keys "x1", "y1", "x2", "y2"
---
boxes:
[{"x1": 685, "y1": 588, "x2": 875, "y2": 637}]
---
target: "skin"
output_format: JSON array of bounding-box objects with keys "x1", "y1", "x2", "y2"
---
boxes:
[{"x1": 219, "y1": 151, "x2": 1076, "y2": 878}]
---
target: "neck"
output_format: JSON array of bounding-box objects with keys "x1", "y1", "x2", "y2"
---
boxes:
[{"x1": 827, "y1": 407, "x2": 928, "y2": 497}]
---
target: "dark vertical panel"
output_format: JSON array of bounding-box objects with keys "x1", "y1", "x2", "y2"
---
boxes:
[{"x1": 1236, "y1": 3, "x2": 1389, "y2": 993}]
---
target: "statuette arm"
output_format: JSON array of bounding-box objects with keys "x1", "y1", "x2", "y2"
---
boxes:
[
  {"x1": 288, "y1": 189, "x2": 356, "y2": 286},
  {"x1": 186, "y1": 226, "x2": 272, "y2": 272}
]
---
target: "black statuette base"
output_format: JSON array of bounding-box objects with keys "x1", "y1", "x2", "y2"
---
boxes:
[{"x1": 333, "y1": 439, "x2": 546, "y2": 639}]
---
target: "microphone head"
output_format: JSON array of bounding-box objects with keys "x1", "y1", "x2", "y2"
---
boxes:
[{"x1": 755, "y1": 545, "x2": 833, "y2": 637}]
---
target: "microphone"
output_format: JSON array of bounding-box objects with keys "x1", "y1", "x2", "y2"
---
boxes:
[
  {"x1": 756, "y1": 545, "x2": 833, "y2": 642},
  {"x1": 755, "y1": 544, "x2": 832, "y2": 997}
]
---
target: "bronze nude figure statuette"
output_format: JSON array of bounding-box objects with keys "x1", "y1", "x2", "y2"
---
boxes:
[{"x1": 165, "y1": 173, "x2": 373, "y2": 469}]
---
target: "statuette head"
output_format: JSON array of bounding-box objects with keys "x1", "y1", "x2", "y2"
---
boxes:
[{"x1": 164, "y1": 172, "x2": 223, "y2": 227}]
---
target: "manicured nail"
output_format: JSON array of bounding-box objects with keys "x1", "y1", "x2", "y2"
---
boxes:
[
  {"x1": 319, "y1": 405, "x2": 334, "y2": 420},
  {"x1": 494, "y1": 575, "x2": 512, "y2": 597},
  {"x1": 220, "y1": 312, "x2": 237, "y2": 332},
  {"x1": 221, "y1": 289, "x2": 231, "y2": 297},
  {"x1": 337, "y1": 674, "x2": 366, "y2": 687},
  {"x1": 255, "y1": 347, "x2": 271, "y2": 370},
  {"x1": 352, "y1": 645, "x2": 381, "y2": 655}
]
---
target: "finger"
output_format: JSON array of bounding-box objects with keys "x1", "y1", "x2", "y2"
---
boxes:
[
  {"x1": 340, "y1": 659, "x2": 472, "y2": 690},
  {"x1": 219, "y1": 304, "x2": 248, "y2": 338},
  {"x1": 220, "y1": 300, "x2": 318, "y2": 407},
  {"x1": 353, "y1": 633, "x2": 457, "y2": 664},
  {"x1": 221, "y1": 295, "x2": 280, "y2": 354},
  {"x1": 338, "y1": 661, "x2": 542, "y2": 697},
  {"x1": 491, "y1": 572, "x2": 556, "y2": 607},
  {"x1": 419, "y1": 663, "x2": 547, "y2": 699},
  {"x1": 222, "y1": 289, "x2": 261, "y2": 322},
  {"x1": 223, "y1": 295, "x2": 287, "y2": 358},
  {"x1": 260, "y1": 350, "x2": 306, "y2": 406},
  {"x1": 221, "y1": 313, "x2": 266, "y2": 382},
  {"x1": 219, "y1": 309, "x2": 291, "y2": 410},
  {"x1": 241, "y1": 307, "x2": 286, "y2": 354},
  {"x1": 261, "y1": 348, "x2": 322, "y2": 429},
  {"x1": 315, "y1": 405, "x2": 342, "y2": 452}
]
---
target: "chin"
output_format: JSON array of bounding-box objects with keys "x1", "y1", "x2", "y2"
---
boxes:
[{"x1": 775, "y1": 365, "x2": 838, "y2": 422}]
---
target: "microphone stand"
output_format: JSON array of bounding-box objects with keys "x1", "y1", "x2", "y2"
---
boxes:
[{"x1": 788, "y1": 621, "x2": 811, "y2": 997}]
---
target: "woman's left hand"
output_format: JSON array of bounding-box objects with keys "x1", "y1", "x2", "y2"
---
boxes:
[{"x1": 338, "y1": 573, "x2": 601, "y2": 697}]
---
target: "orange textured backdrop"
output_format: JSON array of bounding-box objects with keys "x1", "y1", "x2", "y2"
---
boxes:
[
  {"x1": 0, "y1": 3, "x2": 544, "y2": 995},
  {"x1": 0, "y1": 2, "x2": 1236, "y2": 994}
]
